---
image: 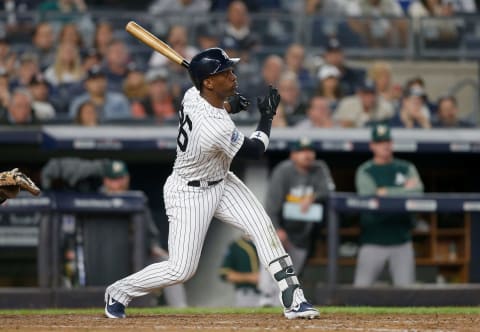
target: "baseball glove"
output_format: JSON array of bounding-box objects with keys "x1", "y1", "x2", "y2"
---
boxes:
[{"x1": 0, "y1": 168, "x2": 41, "y2": 200}]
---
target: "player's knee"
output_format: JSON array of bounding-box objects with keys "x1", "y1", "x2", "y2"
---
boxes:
[{"x1": 168, "y1": 262, "x2": 197, "y2": 283}]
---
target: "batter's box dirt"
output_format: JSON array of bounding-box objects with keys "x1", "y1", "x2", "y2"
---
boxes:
[{"x1": 1, "y1": 313, "x2": 479, "y2": 332}]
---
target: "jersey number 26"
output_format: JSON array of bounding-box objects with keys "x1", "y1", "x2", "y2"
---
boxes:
[{"x1": 177, "y1": 106, "x2": 192, "y2": 152}]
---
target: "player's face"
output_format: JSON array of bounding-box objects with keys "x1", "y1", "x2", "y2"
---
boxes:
[
  {"x1": 211, "y1": 68, "x2": 237, "y2": 97},
  {"x1": 291, "y1": 149, "x2": 316, "y2": 169}
]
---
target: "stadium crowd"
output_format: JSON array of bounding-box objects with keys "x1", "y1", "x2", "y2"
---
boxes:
[{"x1": 0, "y1": 0, "x2": 477, "y2": 128}]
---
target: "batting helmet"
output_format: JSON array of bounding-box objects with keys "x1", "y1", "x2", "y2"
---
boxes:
[{"x1": 188, "y1": 48, "x2": 240, "y2": 90}]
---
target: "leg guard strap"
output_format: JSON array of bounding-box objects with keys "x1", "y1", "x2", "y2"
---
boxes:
[{"x1": 268, "y1": 255, "x2": 300, "y2": 308}]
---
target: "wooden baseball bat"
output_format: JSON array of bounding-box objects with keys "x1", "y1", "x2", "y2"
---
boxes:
[{"x1": 125, "y1": 21, "x2": 190, "y2": 69}]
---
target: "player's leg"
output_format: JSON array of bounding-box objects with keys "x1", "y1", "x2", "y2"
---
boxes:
[
  {"x1": 353, "y1": 244, "x2": 388, "y2": 287},
  {"x1": 105, "y1": 177, "x2": 221, "y2": 317},
  {"x1": 389, "y1": 242, "x2": 415, "y2": 287},
  {"x1": 215, "y1": 172, "x2": 318, "y2": 319}
]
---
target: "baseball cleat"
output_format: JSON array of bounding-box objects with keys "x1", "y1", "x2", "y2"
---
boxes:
[
  {"x1": 105, "y1": 295, "x2": 126, "y2": 318},
  {"x1": 284, "y1": 302, "x2": 320, "y2": 320}
]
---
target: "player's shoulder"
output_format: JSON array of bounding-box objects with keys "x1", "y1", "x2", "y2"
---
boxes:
[{"x1": 274, "y1": 160, "x2": 295, "y2": 174}]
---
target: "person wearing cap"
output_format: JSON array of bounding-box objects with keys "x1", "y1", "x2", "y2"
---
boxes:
[
  {"x1": 130, "y1": 69, "x2": 177, "y2": 123},
  {"x1": 354, "y1": 123, "x2": 424, "y2": 287},
  {"x1": 389, "y1": 86, "x2": 431, "y2": 129},
  {"x1": 28, "y1": 74, "x2": 56, "y2": 121},
  {"x1": 315, "y1": 64, "x2": 343, "y2": 110},
  {"x1": 333, "y1": 78, "x2": 394, "y2": 128},
  {"x1": 321, "y1": 38, "x2": 366, "y2": 96},
  {"x1": 68, "y1": 65, "x2": 131, "y2": 122},
  {"x1": 258, "y1": 138, "x2": 335, "y2": 306}
]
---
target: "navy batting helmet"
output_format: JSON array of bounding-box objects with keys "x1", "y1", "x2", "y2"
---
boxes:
[{"x1": 188, "y1": 48, "x2": 240, "y2": 90}]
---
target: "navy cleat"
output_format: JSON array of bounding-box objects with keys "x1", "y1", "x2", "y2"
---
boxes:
[
  {"x1": 105, "y1": 295, "x2": 126, "y2": 318},
  {"x1": 284, "y1": 302, "x2": 320, "y2": 319}
]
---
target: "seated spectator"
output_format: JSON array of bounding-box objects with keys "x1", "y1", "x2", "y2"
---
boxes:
[
  {"x1": 221, "y1": 1, "x2": 259, "y2": 53},
  {"x1": 74, "y1": 100, "x2": 98, "y2": 126},
  {"x1": 122, "y1": 64, "x2": 149, "y2": 104},
  {"x1": 0, "y1": 88, "x2": 38, "y2": 125},
  {"x1": 322, "y1": 38, "x2": 366, "y2": 96},
  {"x1": 432, "y1": 95, "x2": 475, "y2": 128},
  {"x1": 31, "y1": 21, "x2": 56, "y2": 71},
  {"x1": 103, "y1": 39, "x2": 131, "y2": 93},
  {"x1": 333, "y1": 79, "x2": 394, "y2": 127},
  {"x1": 368, "y1": 61, "x2": 396, "y2": 105},
  {"x1": 219, "y1": 235, "x2": 260, "y2": 307},
  {"x1": 346, "y1": 0, "x2": 407, "y2": 48},
  {"x1": 81, "y1": 47, "x2": 102, "y2": 73},
  {"x1": 354, "y1": 123, "x2": 423, "y2": 287},
  {"x1": 284, "y1": 44, "x2": 315, "y2": 98},
  {"x1": 295, "y1": 96, "x2": 335, "y2": 128},
  {"x1": 275, "y1": 71, "x2": 308, "y2": 126},
  {"x1": 69, "y1": 65, "x2": 131, "y2": 122},
  {"x1": 131, "y1": 69, "x2": 177, "y2": 123},
  {"x1": 58, "y1": 23, "x2": 85, "y2": 51},
  {"x1": 9, "y1": 52, "x2": 40, "y2": 90},
  {"x1": 44, "y1": 42, "x2": 85, "y2": 86},
  {"x1": 93, "y1": 21, "x2": 113, "y2": 59},
  {"x1": 196, "y1": 24, "x2": 221, "y2": 50},
  {"x1": 315, "y1": 64, "x2": 343, "y2": 110},
  {"x1": 28, "y1": 74, "x2": 56, "y2": 121},
  {"x1": 0, "y1": 69, "x2": 10, "y2": 114},
  {"x1": 390, "y1": 86, "x2": 431, "y2": 129},
  {"x1": 404, "y1": 76, "x2": 435, "y2": 113},
  {"x1": 0, "y1": 37, "x2": 17, "y2": 77},
  {"x1": 248, "y1": 55, "x2": 284, "y2": 102}
]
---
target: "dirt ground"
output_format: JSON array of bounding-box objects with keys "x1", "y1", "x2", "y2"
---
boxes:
[{"x1": 1, "y1": 313, "x2": 479, "y2": 332}]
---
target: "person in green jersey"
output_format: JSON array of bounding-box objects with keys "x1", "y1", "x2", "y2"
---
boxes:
[{"x1": 354, "y1": 123, "x2": 424, "y2": 287}]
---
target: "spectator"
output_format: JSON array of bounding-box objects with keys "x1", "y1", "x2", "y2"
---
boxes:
[
  {"x1": 284, "y1": 44, "x2": 315, "y2": 97},
  {"x1": 354, "y1": 123, "x2": 423, "y2": 287},
  {"x1": 258, "y1": 137, "x2": 335, "y2": 306},
  {"x1": 93, "y1": 21, "x2": 113, "y2": 59},
  {"x1": 219, "y1": 235, "x2": 260, "y2": 307},
  {"x1": 322, "y1": 38, "x2": 366, "y2": 96},
  {"x1": 28, "y1": 74, "x2": 56, "y2": 121},
  {"x1": 0, "y1": 69, "x2": 11, "y2": 114},
  {"x1": 248, "y1": 55, "x2": 284, "y2": 102},
  {"x1": 0, "y1": 88, "x2": 37, "y2": 124},
  {"x1": 346, "y1": 0, "x2": 407, "y2": 48},
  {"x1": 432, "y1": 95, "x2": 474, "y2": 128},
  {"x1": 195, "y1": 24, "x2": 221, "y2": 50},
  {"x1": 0, "y1": 37, "x2": 17, "y2": 76},
  {"x1": 131, "y1": 69, "x2": 177, "y2": 123},
  {"x1": 58, "y1": 23, "x2": 85, "y2": 51},
  {"x1": 122, "y1": 64, "x2": 149, "y2": 104},
  {"x1": 10, "y1": 52, "x2": 40, "y2": 90},
  {"x1": 101, "y1": 160, "x2": 188, "y2": 308},
  {"x1": 368, "y1": 61, "x2": 396, "y2": 105},
  {"x1": 38, "y1": 0, "x2": 89, "y2": 25},
  {"x1": 81, "y1": 47, "x2": 102, "y2": 73},
  {"x1": 69, "y1": 65, "x2": 131, "y2": 122},
  {"x1": 390, "y1": 86, "x2": 431, "y2": 128},
  {"x1": 275, "y1": 71, "x2": 307, "y2": 126},
  {"x1": 31, "y1": 22, "x2": 56, "y2": 71},
  {"x1": 74, "y1": 100, "x2": 98, "y2": 126},
  {"x1": 103, "y1": 39, "x2": 131, "y2": 93},
  {"x1": 44, "y1": 42, "x2": 84, "y2": 86},
  {"x1": 315, "y1": 64, "x2": 343, "y2": 110},
  {"x1": 404, "y1": 76, "x2": 435, "y2": 113},
  {"x1": 333, "y1": 79, "x2": 394, "y2": 127},
  {"x1": 295, "y1": 96, "x2": 335, "y2": 128},
  {"x1": 148, "y1": 0, "x2": 209, "y2": 36},
  {"x1": 221, "y1": 1, "x2": 259, "y2": 52}
]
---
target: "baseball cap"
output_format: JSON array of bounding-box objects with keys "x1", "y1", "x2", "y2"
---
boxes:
[
  {"x1": 326, "y1": 38, "x2": 342, "y2": 52},
  {"x1": 405, "y1": 85, "x2": 426, "y2": 98},
  {"x1": 29, "y1": 73, "x2": 48, "y2": 86},
  {"x1": 318, "y1": 65, "x2": 341, "y2": 80},
  {"x1": 104, "y1": 160, "x2": 129, "y2": 179},
  {"x1": 291, "y1": 137, "x2": 315, "y2": 151},
  {"x1": 371, "y1": 123, "x2": 391, "y2": 142},
  {"x1": 86, "y1": 65, "x2": 106, "y2": 79},
  {"x1": 145, "y1": 68, "x2": 168, "y2": 83},
  {"x1": 358, "y1": 79, "x2": 376, "y2": 93}
]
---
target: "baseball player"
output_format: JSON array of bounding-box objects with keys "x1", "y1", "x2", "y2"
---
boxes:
[
  {"x1": 0, "y1": 168, "x2": 41, "y2": 204},
  {"x1": 104, "y1": 48, "x2": 319, "y2": 319}
]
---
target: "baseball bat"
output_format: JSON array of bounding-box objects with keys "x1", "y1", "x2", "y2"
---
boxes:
[{"x1": 125, "y1": 21, "x2": 190, "y2": 69}]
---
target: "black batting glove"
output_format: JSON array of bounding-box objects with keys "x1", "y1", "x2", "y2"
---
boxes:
[
  {"x1": 227, "y1": 93, "x2": 250, "y2": 114},
  {"x1": 257, "y1": 85, "x2": 280, "y2": 119}
]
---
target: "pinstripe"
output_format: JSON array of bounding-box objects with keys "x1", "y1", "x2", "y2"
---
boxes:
[{"x1": 106, "y1": 87, "x2": 305, "y2": 311}]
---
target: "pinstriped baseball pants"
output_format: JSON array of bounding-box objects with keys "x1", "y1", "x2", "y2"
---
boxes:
[{"x1": 106, "y1": 171, "x2": 287, "y2": 305}]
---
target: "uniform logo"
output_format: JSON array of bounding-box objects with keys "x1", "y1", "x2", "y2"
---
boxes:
[
  {"x1": 231, "y1": 129, "x2": 240, "y2": 143},
  {"x1": 395, "y1": 172, "x2": 406, "y2": 185}
]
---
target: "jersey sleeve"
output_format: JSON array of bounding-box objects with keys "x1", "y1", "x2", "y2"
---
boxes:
[{"x1": 200, "y1": 118, "x2": 245, "y2": 159}]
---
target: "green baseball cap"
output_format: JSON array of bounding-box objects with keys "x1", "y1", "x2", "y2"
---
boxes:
[
  {"x1": 291, "y1": 137, "x2": 315, "y2": 151},
  {"x1": 104, "y1": 160, "x2": 129, "y2": 179},
  {"x1": 371, "y1": 123, "x2": 391, "y2": 142}
]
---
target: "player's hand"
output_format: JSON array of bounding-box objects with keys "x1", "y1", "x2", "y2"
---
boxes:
[
  {"x1": 257, "y1": 85, "x2": 280, "y2": 119},
  {"x1": 227, "y1": 93, "x2": 250, "y2": 114}
]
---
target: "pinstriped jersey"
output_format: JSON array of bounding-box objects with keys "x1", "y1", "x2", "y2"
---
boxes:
[{"x1": 173, "y1": 87, "x2": 245, "y2": 181}]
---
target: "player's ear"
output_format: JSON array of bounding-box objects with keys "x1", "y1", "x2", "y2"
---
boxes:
[{"x1": 203, "y1": 77, "x2": 214, "y2": 91}]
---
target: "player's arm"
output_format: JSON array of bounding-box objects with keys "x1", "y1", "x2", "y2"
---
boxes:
[{"x1": 236, "y1": 86, "x2": 280, "y2": 159}]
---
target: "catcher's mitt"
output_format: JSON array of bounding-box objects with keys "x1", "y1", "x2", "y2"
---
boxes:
[{"x1": 0, "y1": 168, "x2": 41, "y2": 200}]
